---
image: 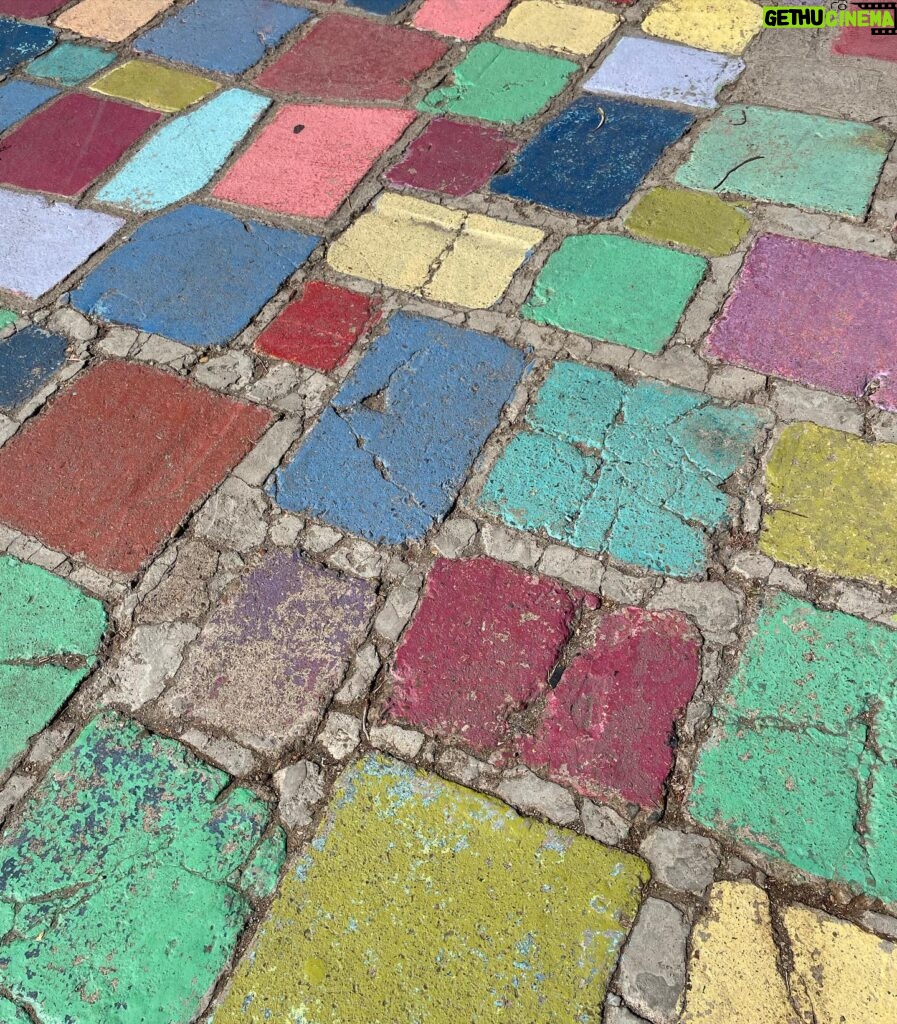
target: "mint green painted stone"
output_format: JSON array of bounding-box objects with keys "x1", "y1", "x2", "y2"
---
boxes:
[
  {"x1": 0, "y1": 310, "x2": 15, "y2": 330},
  {"x1": 419, "y1": 42, "x2": 577, "y2": 125},
  {"x1": 239, "y1": 827, "x2": 287, "y2": 901},
  {"x1": 691, "y1": 593, "x2": 897, "y2": 902},
  {"x1": 522, "y1": 234, "x2": 707, "y2": 353},
  {"x1": 0, "y1": 555, "x2": 106, "y2": 778},
  {"x1": 675, "y1": 104, "x2": 891, "y2": 218},
  {"x1": 27, "y1": 42, "x2": 114, "y2": 86},
  {"x1": 0, "y1": 995, "x2": 30, "y2": 1023},
  {"x1": 0, "y1": 712, "x2": 283, "y2": 1024}
]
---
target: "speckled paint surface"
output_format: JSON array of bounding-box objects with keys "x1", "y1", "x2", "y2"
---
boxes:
[
  {"x1": 0, "y1": 16, "x2": 54, "y2": 73},
  {"x1": 213, "y1": 754, "x2": 649, "y2": 1024},
  {"x1": 0, "y1": 324, "x2": 67, "y2": 411},
  {"x1": 625, "y1": 187, "x2": 750, "y2": 255}
]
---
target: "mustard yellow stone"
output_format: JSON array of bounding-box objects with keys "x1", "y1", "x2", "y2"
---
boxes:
[
  {"x1": 494, "y1": 1, "x2": 620, "y2": 55},
  {"x1": 327, "y1": 193, "x2": 544, "y2": 309},
  {"x1": 642, "y1": 0, "x2": 764, "y2": 55},
  {"x1": 762, "y1": 422, "x2": 897, "y2": 588},
  {"x1": 90, "y1": 59, "x2": 218, "y2": 112}
]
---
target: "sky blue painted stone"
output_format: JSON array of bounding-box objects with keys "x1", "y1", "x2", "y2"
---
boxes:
[
  {"x1": 96, "y1": 89, "x2": 270, "y2": 212},
  {"x1": 0, "y1": 18, "x2": 54, "y2": 74},
  {"x1": 0, "y1": 326, "x2": 67, "y2": 412},
  {"x1": 348, "y1": 0, "x2": 407, "y2": 12},
  {"x1": 26, "y1": 42, "x2": 114, "y2": 86},
  {"x1": 0, "y1": 80, "x2": 57, "y2": 133},
  {"x1": 136, "y1": 0, "x2": 312, "y2": 74},
  {"x1": 72, "y1": 204, "x2": 319, "y2": 347},
  {"x1": 269, "y1": 313, "x2": 525, "y2": 544},
  {"x1": 491, "y1": 96, "x2": 694, "y2": 219}
]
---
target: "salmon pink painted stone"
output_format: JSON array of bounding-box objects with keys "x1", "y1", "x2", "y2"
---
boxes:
[{"x1": 412, "y1": 0, "x2": 511, "y2": 39}]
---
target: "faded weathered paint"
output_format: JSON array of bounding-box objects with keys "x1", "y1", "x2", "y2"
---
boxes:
[{"x1": 625, "y1": 187, "x2": 750, "y2": 256}]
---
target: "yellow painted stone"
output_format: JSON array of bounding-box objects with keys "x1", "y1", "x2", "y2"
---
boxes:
[
  {"x1": 55, "y1": 0, "x2": 175, "y2": 43},
  {"x1": 642, "y1": 0, "x2": 764, "y2": 55},
  {"x1": 90, "y1": 59, "x2": 218, "y2": 113},
  {"x1": 762, "y1": 422, "x2": 897, "y2": 588},
  {"x1": 494, "y1": 1, "x2": 620, "y2": 55},
  {"x1": 680, "y1": 881, "x2": 794, "y2": 1024},
  {"x1": 328, "y1": 193, "x2": 543, "y2": 309}
]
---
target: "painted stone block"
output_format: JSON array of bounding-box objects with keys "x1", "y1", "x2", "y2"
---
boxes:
[
  {"x1": 90, "y1": 58, "x2": 217, "y2": 112},
  {"x1": 26, "y1": 41, "x2": 114, "y2": 85},
  {"x1": 348, "y1": 0, "x2": 406, "y2": 12},
  {"x1": 0, "y1": 712, "x2": 283, "y2": 1024},
  {"x1": 0, "y1": 310, "x2": 15, "y2": 330},
  {"x1": 269, "y1": 313, "x2": 524, "y2": 544},
  {"x1": 0, "y1": 16, "x2": 54, "y2": 73},
  {"x1": 495, "y1": 1, "x2": 620, "y2": 54},
  {"x1": 522, "y1": 234, "x2": 706, "y2": 351},
  {"x1": 642, "y1": 0, "x2": 764, "y2": 55},
  {"x1": 419, "y1": 41, "x2": 577, "y2": 124},
  {"x1": 491, "y1": 96, "x2": 694, "y2": 217},
  {"x1": 833, "y1": 15, "x2": 897, "y2": 61},
  {"x1": 55, "y1": 0, "x2": 175, "y2": 43},
  {"x1": 0, "y1": 361, "x2": 271, "y2": 574},
  {"x1": 212, "y1": 754, "x2": 649, "y2": 1024},
  {"x1": 625, "y1": 187, "x2": 750, "y2": 256},
  {"x1": 0, "y1": 79, "x2": 56, "y2": 133},
  {"x1": 72, "y1": 204, "x2": 318, "y2": 347},
  {"x1": 0, "y1": 555, "x2": 106, "y2": 778},
  {"x1": 0, "y1": 0, "x2": 64, "y2": 14},
  {"x1": 676, "y1": 104, "x2": 890, "y2": 217},
  {"x1": 0, "y1": 324, "x2": 67, "y2": 411},
  {"x1": 413, "y1": 0, "x2": 511, "y2": 39},
  {"x1": 214, "y1": 104, "x2": 415, "y2": 219},
  {"x1": 479, "y1": 361, "x2": 764, "y2": 576},
  {"x1": 255, "y1": 14, "x2": 448, "y2": 101}
]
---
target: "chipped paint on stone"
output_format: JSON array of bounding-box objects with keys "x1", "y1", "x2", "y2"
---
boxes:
[
  {"x1": 625, "y1": 187, "x2": 750, "y2": 256},
  {"x1": 0, "y1": 17, "x2": 55, "y2": 73}
]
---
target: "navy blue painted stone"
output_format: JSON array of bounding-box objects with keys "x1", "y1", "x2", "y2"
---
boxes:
[
  {"x1": 269, "y1": 313, "x2": 525, "y2": 544},
  {"x1": 0, "y1": 17, "x2": 55, "y2": 74},
  {"x1": 0, "y1": 80, "x2": 57, "y2": 133},
  {"x1": 0, "y1": 325, "x2": 67, "y2": 412},
  {"x1": 347, "y1": 0, "x2": 408, "y2": 13},
  {"x1": 71, "y1": 204, "x2": 318, "y2": 348},
  {"x1": 491, "y1": 96, "x2": 695, "y2": 218}
]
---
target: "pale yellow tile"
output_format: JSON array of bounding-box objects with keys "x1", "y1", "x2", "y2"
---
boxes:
[
  {"x1": 495, "y1": 0, "x2": 620, "y2": 55},
  {"x1": 56, "y1": 0, "x2": 175, "y2": 43},
  {"x1": 642, "y1": 0, "x2": 764, "y2": 55}
]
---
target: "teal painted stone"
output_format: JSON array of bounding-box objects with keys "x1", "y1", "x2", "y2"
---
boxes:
[
  {"x1": 0, "y1": 712, "x2": 283, "y2": 1024},
  {"x1": 27, "y1": 42, "x2": 114, "y2": 85},
  {"x1": 479, "y1": 361, "x2": 764, "y2": 576}
]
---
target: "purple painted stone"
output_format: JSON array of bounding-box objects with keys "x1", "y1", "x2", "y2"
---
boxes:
[
  {"x1": 161, "y1": 551, "x2": 375, "y2": 753},
  {"x1": 707, "y1": 234, "x2": 897, "y2": 411}
]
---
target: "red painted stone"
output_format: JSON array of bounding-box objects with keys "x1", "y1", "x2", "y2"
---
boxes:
[
  {"x1": 0, "y1": 361, "x2": 270, "y2": 574},
  {"x1": 0, "y1": 93, "x2": 160, "y2": 197},
  {"x1": 833, "y1": 7, "x2": 897, "y2": 61},
  {"x1": 0, "y1": 0, "x2": 64, "y2": 13},
  {"x1": 519, "y1": 608, "x2": 701, "y2": 807},
  {"x1": 387, "y1": 558, "x2": 577, "y2": 754},
  {"x1": 256, "y1": 282, "x2": 381, "y2": 371},
  {"x1": 254, "y1": 14, "x2": 448, "y2": 102},
  {"x1": 385, "y1": 117, "x2": 517, "y2": 198}
]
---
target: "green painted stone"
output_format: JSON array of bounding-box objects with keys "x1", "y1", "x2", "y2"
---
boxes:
[
  {"x1": 675, "y1": 104, "x2": 891, "y2": 218},
  {"x1": 419, "y1": 42, "x2": 577, "y2": 124},
  {"x1": 0, "y1": 995, "x2": 30, "y2": 1023},
  {"x1": 213, "y1": 753, "x2": 648, "y2": 1024},
  {"x1": 0, "y1": 310, "x2": 15, "y2": 330},
  {"x1": 0, "y1": 555, "x2": 106, "y2": 778},
  {"x1": 239, "y1": 827, "x2": 287, "y2": 901},
  {"x1": 522, "y1": 234, "x2": 707, "y2": 352},
  {"x1": 0, "y1": 712, "x2": 284, "y2": 1024},
  {"x1": 691, "y1": 593, "x2": 897, "y2": 902},
  {"x1": 625, "y1": 187, "x2": 750, "y2": 256}
]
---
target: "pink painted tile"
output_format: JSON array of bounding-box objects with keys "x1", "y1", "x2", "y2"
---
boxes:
[
  {"x1": 707, "y1": 233, "x2": 897, "y2": 411},
  {"x1": 214, "y1": 104, "x2": 415, "y2": 219},
  {"x1": 833, "y1": 4, "x2": 897, "y2": 61},
  {"x1": 412, "y1": 0, "x2": 512, "y2": 39}
]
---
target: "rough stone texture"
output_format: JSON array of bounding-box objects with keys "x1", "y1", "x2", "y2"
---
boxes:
[
  {"x1": 640, "y1": 828, "x2": 720, "y2": 894},
  {"x1": 317, "y1": 712, "x2": 362, "y2": 759},
  {"x1": 192, "y1": 478, "x2": 267, "y2": 552},
  {"x1": 495, "y1": 766, "x2": 578, "y2": 825},
  {"x1": 649, "y1": 580, "x2": 742, "y2": 643},
  {"x1": 274, "y1": 759, "x2": 325, "y2": 828},
  {"x1": 581, "y1": 801, "x2": 630, "y2": 845},
  {"x1": 102, "y1": 623, "x2": 200, "y2": 708},
  {"x1": 617, "y1": 898, "x2": 689, "y2": 1024}
]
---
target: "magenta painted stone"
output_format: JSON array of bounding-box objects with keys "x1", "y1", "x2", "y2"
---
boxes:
[
  {"x1": 385, "y1": 117, "x2": 517, "y2": 197},
  {"x1": 707, "y1": 234, "x2": 897, "y2": 411},
  {"x1": 161, "y1": 552, "x2": 375, "y2": 753},
  {"x1": 519, "y1": 608, "x2": 700, "y2": 807}
]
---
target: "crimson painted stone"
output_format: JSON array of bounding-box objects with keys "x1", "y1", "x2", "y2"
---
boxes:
[
  {"x1": 0, "y1": 361, "x2": 270, "y2": 574},
  {"x1": 833, "y1": 15, "x2": 897, "y2": 61},
  {"x1": 256, "y1": 282, "x2": 381, "y2": 371},
  {"x1": 386, "y1": 118, "x2": 517, "y2": 197},
  {"x1": 255, "y1": 15, "x2": 448, "y2": 101},
  {"x1": 0, "y1": 93, "x2": 160, "y2": 197},
  {"x1": 707, "y1": 233, "x2": 897, "y2": 412},
  {"x1": 0, "y1": 1, "x2": 64, "y2": 14},
  {"x1": 160, "y1": 552, "x2": 376, "y2": 754}
]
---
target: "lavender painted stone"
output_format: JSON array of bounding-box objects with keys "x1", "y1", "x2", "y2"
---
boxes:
[
  {"x1": 160, "y1": 552, "x2": 376, "y2": 754},
  {"x1": 585, "y1": 37, "x2": 744, "y2": 109},
  {"x1": 0, "y1": 189, "x2": 123, "y2": 300}
]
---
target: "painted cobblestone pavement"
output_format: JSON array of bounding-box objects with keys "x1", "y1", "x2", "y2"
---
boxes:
[{"x1": 0, "y1": 1, "x2": 896, "y2": 1021}]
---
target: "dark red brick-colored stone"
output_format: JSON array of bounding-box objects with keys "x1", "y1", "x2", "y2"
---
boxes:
[
  {"x1": 255, "y1": 282, "x2": 381, "y2": 372},
  {"x1": 0, "y1": 0, "x2": 64, "y2": 13},
  {"x1": 0, "y1": 361, "x2": 270, "y2": 574},
  {"x1": 0, "y1": 93, "x2": 160, "y2": 197},
  {"x1": 254, "y1": 14, "x2": 448, "y2": 102},
  {"x1": 386, "y1": 117, "x2": 517, "y2": 198},
  {"x1": 833, "y1": 6, "x2": 897, "y2": 61}
]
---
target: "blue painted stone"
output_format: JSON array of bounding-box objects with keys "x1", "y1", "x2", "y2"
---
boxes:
[
  {"x1": 269, "y1": 313, "x2": 525, "y2": 544},
  {"x1": 26, "y1": 42, "x2": 114, "y2": 86},
  {"x1": 136, "y1": 0, "x2": 312, "y2": 75},
  {"x1": 491, "y1": 96, "x2": 694, "y2": 219},
  {"x1": 348, "y1": 0, "x2": 407, "y2": 13},
  {"x1": 96, "y1": 89, "x2": 270, "y2": 212},
  {"x1": 0, "y1": 18, "x2": 54, "y2": 74},
  {"x1": 0, "y1": 80, "x2": 57, "y2": 133},
  {"x1": 72, "y1": 204, "x2": 319, "y2": 348},
  {"x1": 0, "y1": 326, "x2": 67, "y2": 412}
]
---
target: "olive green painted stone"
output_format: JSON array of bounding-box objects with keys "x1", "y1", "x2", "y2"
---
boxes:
[
  {"x1": 0, "y1": 712, "x2": 283, "y2": 1024},
  {"x1": 213, "y1": 754, "x2": 649, "y2": 1023},
  {"x1": 523, "y1": 234, "x2": 706, "y2": 352},
  {"x1": 625, "y1": 187, "x2": 750, "y2": 256},
  {"x1": 90, "y1": 58, "x2": 218, "y2": 112},
  {"x1": 690, "y1": 593, "x2": 897, "y2": 903},
  {"x1": 0, "y1": 554, "x2": 106, "y2": 778},
  {"x1": 419, "y1": 42, "x2": 577, "y2": 124}
]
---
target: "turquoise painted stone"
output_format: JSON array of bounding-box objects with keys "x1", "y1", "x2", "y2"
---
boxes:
[{"x1": 27, "y1": 42, "x2": 114, "y2": 85}]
